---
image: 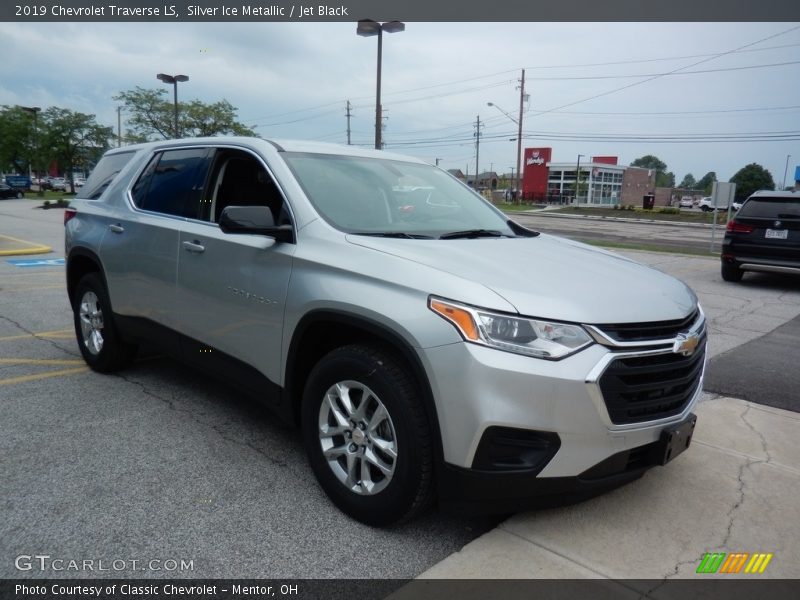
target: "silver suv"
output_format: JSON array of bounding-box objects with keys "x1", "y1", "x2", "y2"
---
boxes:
[{"x1": 65, "y1": 137, "x2": 706, "y2": 525}]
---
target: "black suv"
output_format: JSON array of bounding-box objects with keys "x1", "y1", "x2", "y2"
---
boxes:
[{"x1": 721, "y1": 190, "x2": 800, "y2": 282}]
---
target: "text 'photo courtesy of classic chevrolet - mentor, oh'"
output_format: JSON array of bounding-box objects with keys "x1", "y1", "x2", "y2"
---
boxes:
[{"x1": 65, "y1": 137, "x2": 707, "y2": 526}]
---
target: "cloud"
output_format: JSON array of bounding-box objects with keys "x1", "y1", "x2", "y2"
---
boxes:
[{"x1": 2, "y1": 21, "x2": 798, "y2": 181}]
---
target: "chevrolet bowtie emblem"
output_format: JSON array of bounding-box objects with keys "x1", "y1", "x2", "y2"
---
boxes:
[{"x1": 673, "y1": 333, "x2": 700, "y2": 356}]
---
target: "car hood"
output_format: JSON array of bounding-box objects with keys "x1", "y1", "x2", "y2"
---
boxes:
[{"x1": 346, "y1": 233, "x2": 697, "y2": 324}]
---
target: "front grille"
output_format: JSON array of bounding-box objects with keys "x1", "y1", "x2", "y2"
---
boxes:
[
  {"x1": 594, "y1": 310, "x2": 699, "y2": 342},
  {"x1": 598, "y1": 336, "x2": 705, "y2": 424}
]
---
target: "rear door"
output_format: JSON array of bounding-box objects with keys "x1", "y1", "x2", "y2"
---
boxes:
[{"x1": 99, "y1": 147, "x2": 211, "y2": 345}]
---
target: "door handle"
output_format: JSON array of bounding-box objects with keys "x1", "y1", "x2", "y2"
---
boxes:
[
  {"x1": 108, "y1": 224, "x2": 124, "y2": 233},
  {"x1": 182, "y1": 240, "x2": 205, "y2": 253}
]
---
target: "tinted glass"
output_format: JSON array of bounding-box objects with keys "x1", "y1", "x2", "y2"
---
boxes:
[
  {"x1": 135, "y1": 148, "x2": 209, "y2": 218},
  {"x1": 76, "y1": 150, "x2": 136, "y2": 200},
  {"x1": 738, "y1": 197, "x2": 800, "y2": 219},
  {"x1": 283, "y1": 153, "x2": 512, "y2": 236}
]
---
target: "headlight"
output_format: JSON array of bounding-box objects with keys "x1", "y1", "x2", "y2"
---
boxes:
[{"x1": 429, "y1": 297, "x2": 593, "y2": 360}]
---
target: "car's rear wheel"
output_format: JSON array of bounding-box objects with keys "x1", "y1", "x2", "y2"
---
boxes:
[
  {"x1": 301, "y1": 344, "x2": 433, "y2": 526},
  {"x1": 721, "y1": 262, "x2": 744, "y2": 282},
  {"x1": 73, "y1": 273, "x2": 137, "y2": 372}
]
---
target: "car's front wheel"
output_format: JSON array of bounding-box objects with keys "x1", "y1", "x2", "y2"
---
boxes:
[
  {"x1": 72, "y1": 273, "x2": 137, "y2": 372},
  {"x1": 301, "y1": 344, "x2": 434, "y2": 526},
  {"x1": 721, "y1": 261, "x2": 744, "y2": 282}
]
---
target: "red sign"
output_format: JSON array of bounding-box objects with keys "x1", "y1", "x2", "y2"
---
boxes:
[
  {"x1": 592, "y1": 156, "x2": 618, "y2": 165},
  {"x1": 522, "y1": 147, "x2": 552, "y2": 199}
]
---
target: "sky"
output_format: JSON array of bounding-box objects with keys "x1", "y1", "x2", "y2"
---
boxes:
[{"x1": 2, "y1": 21, "x2": 799, "y2": 185}]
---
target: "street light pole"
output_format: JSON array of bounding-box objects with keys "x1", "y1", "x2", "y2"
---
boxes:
[
  {"x1": 357, "y1": 20, "x2": 405, "y2": 150},
  {"x1": 488, "y1": 87, "x2": 526, "y2": 203},
  {"x1": 782, "y1": 154, "x2": 792, "y2": 190},
  {"x1": 21, "y1": 106, "x2": 41, "y2": 187},
  {"x1": 157, "y1": 73, "x2": 189, "y2": 139},
  {"x1": 516, "y1": 69, "x2": 525, "y2": 203},
  {"x1": 575, "y1": 154, "x2": 585, "y2": 204}
]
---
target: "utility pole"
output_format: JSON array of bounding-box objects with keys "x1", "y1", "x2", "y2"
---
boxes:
[
  {"x1": 474, "y1": 115, "x2": 482, "y2": 190},
  {"x1": 345, "y1": 100, "x2": 352, "y2": 145},
  {"x1": 516, "y1": 68, "x2": 525, "y2": 203}
]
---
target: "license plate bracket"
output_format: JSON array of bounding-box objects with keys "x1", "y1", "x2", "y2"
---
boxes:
[{"x1": 656, "y1": 413, "x2": 697, "y2": 465}]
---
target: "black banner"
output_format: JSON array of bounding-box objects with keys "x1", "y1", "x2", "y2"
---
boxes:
[
  {"x1": 3, "y1": 0, "x2": 800, "y2": 22},
  {"x1": 2, "y1": 579, "x2": 800, "y2": 600}
]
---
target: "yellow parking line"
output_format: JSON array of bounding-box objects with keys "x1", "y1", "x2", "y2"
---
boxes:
[
  {"x1": 0, "y1": 329, "x2": 74, "y2": 342},
  {"x1": 0, "y1": 366, "x2": 89, "y2": 386},
  {"x1": 0, "y1": 358, "x2": 85, "y2": 366},
  {"x1": 0, "y1": 234, "x2": 52, "y2": 256}
]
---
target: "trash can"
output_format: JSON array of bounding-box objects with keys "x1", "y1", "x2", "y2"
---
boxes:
[{"x1": 643, "y1": 193, "x2": 655, "y2": 209}]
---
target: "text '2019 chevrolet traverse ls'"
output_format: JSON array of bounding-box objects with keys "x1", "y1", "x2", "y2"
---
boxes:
[{"x1": 65, "y1": 138, "x2": 706, "y2": 525}]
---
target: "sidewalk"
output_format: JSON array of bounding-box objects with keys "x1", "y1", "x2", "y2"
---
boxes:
[{"x1": 417, "y1": 394, "x2": 800, "y2": 579}]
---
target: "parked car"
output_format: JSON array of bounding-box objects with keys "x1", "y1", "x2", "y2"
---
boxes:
[
  {"x1": 0, "y1": 183, "x2": 24, "y2": 199},
  {"x1": 698, "y1": 196, "x2": 733, "y2": 212},
  {"x1": 679, "y1": 197, "x2": 694, "y2": 208},
  {"x1": 720, "y1": 190, "x2": 800, "y2": 282},
  {"x1": 65, "y1": 138, "x2": 706, "y2": 525},
  {"x1": 50, "y1": 177, "x2": 67, "y2": 191}
]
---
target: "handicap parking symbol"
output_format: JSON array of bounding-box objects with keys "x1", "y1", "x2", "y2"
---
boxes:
[{"x1": 6, "y1": 258, "x2": 65, "y2": 268}]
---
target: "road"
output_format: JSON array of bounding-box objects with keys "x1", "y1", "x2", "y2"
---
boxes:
[
  {"x1": 512, "y1": 211, "x2": 727, "y2": 253},
  {"x1": 1, "y1": 198, "x2": 799, "y2": 579}
]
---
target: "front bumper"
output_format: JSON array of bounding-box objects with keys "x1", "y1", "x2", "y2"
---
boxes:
[
  {"x1": 439, "y1": 413, "x2": 697, "y2": 515},
  {"x1": 421, "y1": 315, "x2": 706, "y2": 511}
]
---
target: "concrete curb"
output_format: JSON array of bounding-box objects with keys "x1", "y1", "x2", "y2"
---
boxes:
[{"x1": 0, "y1": 233, "x2": 52, "y2": 256}]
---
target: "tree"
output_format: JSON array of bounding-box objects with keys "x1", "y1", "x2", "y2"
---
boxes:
[
  {"x1": 678, "y1": 173, "x2": 696, "y2": 189},
  {"x1": 696, "y1": 171, "x2": 717, "y2": 194},
  {"x1": 630, "y1": 155, "x2": 667, "y2": 172},
  {"x1": 114, "y1": 87, "x2": 255, "y2": 141},
  {"x1": 41, "y1": 108, "x2": 113, "y2": 193},
  {"x1": 659, "y1": 171, "x2": 675, "y2": 188},
  {"x1": 0, "y1": 106, "x2": 37, "y2": 174},
  {"x1": 730, "y1": 163, "x2": 775, "y2": 200},
  {"x1": 630, "y1": 154, "x2": 673, "y2": 187}
]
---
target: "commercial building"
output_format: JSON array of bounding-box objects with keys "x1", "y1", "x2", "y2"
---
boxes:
[{"x1": 521, "y1": 147, "x2": 660, "y2": 206}]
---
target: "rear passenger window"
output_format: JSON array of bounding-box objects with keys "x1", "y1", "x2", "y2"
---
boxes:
[
  {"x1": 77, "y1": 150, "x2": 136, "y2": 200},
  {"x1": 130, "y1": 148, "x2": 210, "y2": 218}
]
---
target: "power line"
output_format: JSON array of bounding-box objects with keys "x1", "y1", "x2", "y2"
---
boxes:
[{"x1": 533, "y1": 24, "x2": 800, "y2": 117}]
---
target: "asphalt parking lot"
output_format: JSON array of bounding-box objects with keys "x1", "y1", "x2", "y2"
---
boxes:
[{"x1": 2, "y1": 198, "x2": 799, "y2": 581}]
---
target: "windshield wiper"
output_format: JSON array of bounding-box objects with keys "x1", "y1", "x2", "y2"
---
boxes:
[
  {"x1": 353, "y1": 231, "x2": 435, "y2": 239},
  {"x1": 439, "y1": 229, "x2": 509, "y2": 240}
]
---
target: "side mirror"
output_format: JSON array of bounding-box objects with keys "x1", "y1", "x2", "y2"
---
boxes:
[{"x1": 218, "y1": 206, "x2": 294, "y2": 243}]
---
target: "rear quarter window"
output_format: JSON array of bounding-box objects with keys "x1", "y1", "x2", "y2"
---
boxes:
[{"x1": 76, "y1": 151, "x2": 137, "y2": 200}]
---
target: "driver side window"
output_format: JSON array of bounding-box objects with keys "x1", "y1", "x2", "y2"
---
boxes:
[{"x1": 204, "y1": 150, "x2": 288, "y2": 225}]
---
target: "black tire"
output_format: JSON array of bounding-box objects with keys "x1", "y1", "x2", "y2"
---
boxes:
[
  {"x1": 72, "y1": 273, "x2": 136, "y2": 372},
  {"x1": 721, "y1": 262, "x2": 744, "y2": 282},
  {"x1": 16, "y1": 191, "x2": 23, "y2": 199},
  {"x1": 701, "y1": 205, "x2": 711, "y2": 212},
  {"x1": 301, "y1": 344, "x2": 434, "y2": 526}
]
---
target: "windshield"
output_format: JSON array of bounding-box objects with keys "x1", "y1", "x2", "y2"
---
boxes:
[{"x1": 282, "y1": 153, "x2": 516, "y2": 238}]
